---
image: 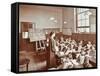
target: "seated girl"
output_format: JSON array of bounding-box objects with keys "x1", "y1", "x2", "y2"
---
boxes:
[
  {"x1": 61, "y1": 53, "x2": 74, "y2": 69},
  {"x1": 77, "y1": 50, "x2": 86, "y2": 68},
  {"x1": 87, "y1": 41, "x2": 92, "y2": 49}
]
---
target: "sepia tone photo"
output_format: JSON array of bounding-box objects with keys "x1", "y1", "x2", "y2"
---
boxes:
[{"x1": 18, "y1": 4, "x2": 97, "y2": 72}]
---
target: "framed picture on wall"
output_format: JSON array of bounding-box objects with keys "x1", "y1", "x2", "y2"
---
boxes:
[{"x1": 11, "y1": 2, "x2": 97, "y2": 73}]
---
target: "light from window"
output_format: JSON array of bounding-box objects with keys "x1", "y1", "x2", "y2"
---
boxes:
[{"x1": 77, "y1": 8, "x2": 90, "y2": 33}]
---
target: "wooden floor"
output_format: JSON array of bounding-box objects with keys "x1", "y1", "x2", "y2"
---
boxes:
[{"x1": 19, "y1": 51, "x2": 47, "y2": 72}]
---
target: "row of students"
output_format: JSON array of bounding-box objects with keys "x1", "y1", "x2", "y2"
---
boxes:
[{"x1": 50, "y1": 32, "x2": 96, "y2": 69}]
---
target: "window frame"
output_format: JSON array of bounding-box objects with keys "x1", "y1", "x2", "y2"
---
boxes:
[{"x1": 76, "y1": 8, "x2": 91, "y2": 33}]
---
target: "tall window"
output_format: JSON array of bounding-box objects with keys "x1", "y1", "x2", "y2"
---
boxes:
[{"x1": 77, "y1": 8, "x2": 90, "y2": 33}]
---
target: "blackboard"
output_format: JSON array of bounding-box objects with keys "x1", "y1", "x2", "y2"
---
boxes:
[{"x1": 29, "y1": 28, "x2": 46, "y2": 42}]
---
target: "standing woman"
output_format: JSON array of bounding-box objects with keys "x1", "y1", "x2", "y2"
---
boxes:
[{"x1": 49, "y1": 32, "x2": 59, "y2": 68}]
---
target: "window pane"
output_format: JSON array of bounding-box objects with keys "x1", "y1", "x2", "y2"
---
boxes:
[
  {"x1": 82, "y1": 20, "x2": 85, "y2": 26},
  {"x1": 85, "y1": 28, "x2": 89, "y2": 32},
  {"x1": 85, "y1": 13, "x2": 89, "y2": 19},
  {"x1": 77, "y1": 28, "x2": 89, "y2": 33},
  {"x1": 77, "y1": 28, "x2": 84, "y2": 33},
  {"x1": 83, "y1": 13, "x2": 86, "y2": 19},
  {"x1": 77, "y1": 8, "x2": 90, "y2": 33},
  {"x1": 85, "y1": 19, "x2": 89, "y2": 26}
]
